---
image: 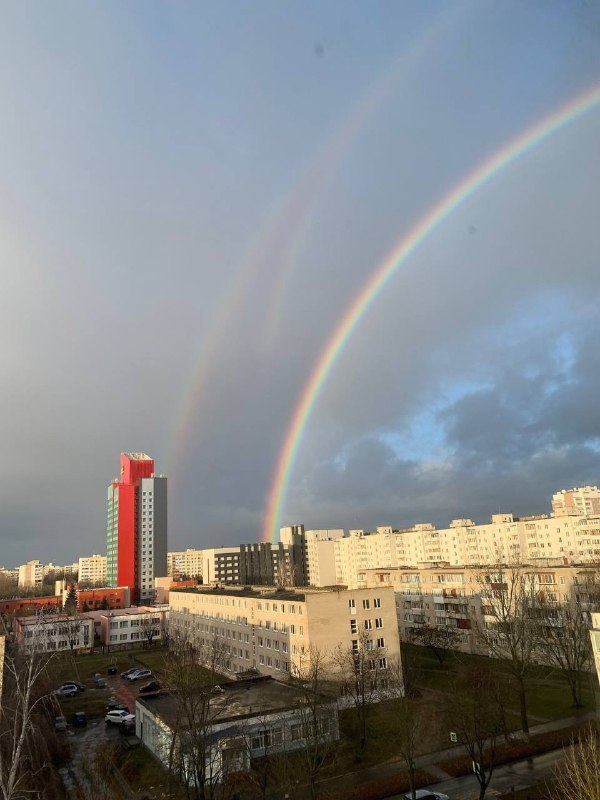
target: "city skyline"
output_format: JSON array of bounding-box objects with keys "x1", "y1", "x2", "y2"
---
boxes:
[{"x1": 1, "y1": 3, "x2": 600, "y2": 565}]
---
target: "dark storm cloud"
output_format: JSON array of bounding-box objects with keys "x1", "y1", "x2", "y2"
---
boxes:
[{"x1": 0, "y1": 2, "x2": 599, "y2": 564}]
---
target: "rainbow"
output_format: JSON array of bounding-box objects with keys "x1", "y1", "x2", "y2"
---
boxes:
[
  {"x1": 164, "y1": 5, "x2": 462, "y2": 480},
  {"x1": 262, "y1": 82, "x2": 600, "y2": 543}
]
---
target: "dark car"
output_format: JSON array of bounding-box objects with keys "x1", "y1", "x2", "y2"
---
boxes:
[
  {"x1": 138, "y1": 681, "x2": 161, "y2": 697},
  {"x1": 64, "y1": 681, "x2": 85, "y2": 692},
  {"x1": 107, "y1": 665, "x2": 118, "y2": 675},
  {"x1": 105, "y1": 700, "x2": 129, "y2": 714},
  {"x1": 72, "y1": 711, "x2": 87, "y2": 727}
]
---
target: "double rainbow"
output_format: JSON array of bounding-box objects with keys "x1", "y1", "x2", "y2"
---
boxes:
[{"x1": 262, "y1": 82, "x2": 600, "y2": 543}]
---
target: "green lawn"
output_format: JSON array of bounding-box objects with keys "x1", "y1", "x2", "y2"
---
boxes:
[{"x1": 404, "y1": 642, "x2": 597, "y2": 723}]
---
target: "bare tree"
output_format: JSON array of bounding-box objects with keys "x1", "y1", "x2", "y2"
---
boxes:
[
  {"x1": 535, "y1": 592, "x2": 594, "y2": 708},
  {"x1": 163, "y1": 631, "x2": 233, "y2": 800},
  {"x1": 550, "y1": 725, "x2": 600, "y2": 800},
  {"x1": 0, "y1": 619, "x2": 57, "y2": 800},
  {"x1": 445, "y1": 664, "x2": 507, "y2": 800},
  {"x1": 139, "y1": 613, "x2": 160, "y2": 648},
  {"x1": 474, "y1": 565, "x2": 540, "y2": 739},
  {"x1": 292, "y1": 645, "x2": 339, "y2": 800},
  {"x1": 334, "y1": 630, "x2": 388, "y2": 760},
  {"x1": 240, "y1": 712, "x2": 284, "y2": 800},
  {"x1": 410, "y1": 624, "x2": 461, "y2": 666},
  {"x1": 60, "y1": 611, "x2": 90, "y2": 652}
]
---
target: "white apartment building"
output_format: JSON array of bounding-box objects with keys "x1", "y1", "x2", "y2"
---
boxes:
[
  {"x1": 14, "y1": 613, "x2": 94, "y2": 654},
  {"x1": 303, "y1": 530, "x2": 344, "y2": 586},
  {"x1": 169, "y1": 585, "x2": 401, "y2": 683},
  {"x1": 18, "y1": 560, "x2": 44, "y2": 589},
  {"x1": 289, "y1": 503, "x2": 600, "y2": 591},
  {"x1": 78, "y1": 554, "x2": 107, "y2": 585},
  {"x1": 167, "y1": 548, "x2": 204, "y2": 580},
  {"x1": 86, "y1": 606, "x2": 169, "y2": 648}
]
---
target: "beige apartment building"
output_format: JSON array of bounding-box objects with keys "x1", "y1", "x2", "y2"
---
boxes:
[
  {"x1": 280, "y1": 528, "x2": 345, "y2": 587},
  {"x1": 590, "y1": 612, "x2": 600, "y2": 683},
  {"x1": 552, "y1": 486, "x2": 600, "y2": 516},
  {"x1": 169, "y1": 585, "x2": 401, "y2": 683},
  {"x1": 167, "y1": 548, "x2": 205, "y2": 580},
  {"x1": 17, "y1": 560, "x2": 44, "y2": 589},
  {"x1": 78, "y1": 554, "x2": 107, "y2": 585},
  {"x1": 358, "y1": 562, "x2": 600, "y2": 655}
]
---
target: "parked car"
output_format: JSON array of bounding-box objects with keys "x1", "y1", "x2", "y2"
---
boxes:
[
  {"x1": 105, "y1": 710, "x2": 135, "y2": 725},
  {"x1": 54, "y1": 716, "x2": 67, "y2": 732},
  {"x1": 62, "y1": 681, "x2": 85, "y2": 692},
  {"x1": 120, "y1": 667, "x2": 141, "y2": 679},
  {"x1": 138, "y1": 681, "x2": 161, "y2": 697},
  {"x1": 105, "y1": 700, "x2": 129, "y2": 714},
  {"x1": 72, "y1": 711, "x2": 87, "y2": 727},
  {"x1": 402, "y1": 792, "x2": 450, "y2": 800},
  {"x1": 54, "y1": 684, "x2": 79, "y2": 698},
  {"x1": 126, "y1": 668, "x2": 152, "y2": 682}
]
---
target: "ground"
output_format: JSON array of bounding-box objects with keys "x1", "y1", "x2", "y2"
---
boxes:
[{"x1": 44, "y1": 643, "x2": 599, "y2": 799}]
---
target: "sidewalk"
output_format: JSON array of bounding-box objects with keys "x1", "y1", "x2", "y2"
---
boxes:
[{"x1": 316, "y1": 707, "x2": 596, "y2": 799}]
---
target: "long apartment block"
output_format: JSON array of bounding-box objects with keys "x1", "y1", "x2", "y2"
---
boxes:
[
  {"x1": 169, "y1": 584, "x2": 401, "y2": 682},
  {"x1": 358, "y1": 562, "x2": 600, "y2": 655}
]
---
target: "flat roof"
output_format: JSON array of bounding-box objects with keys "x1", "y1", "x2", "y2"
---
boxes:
[
  {"x1": 171, "y1": 586, "x2": 308, "y2": 601},
  {"x1": 138, "y1": 676, "x2": 313, "y2": 728}
]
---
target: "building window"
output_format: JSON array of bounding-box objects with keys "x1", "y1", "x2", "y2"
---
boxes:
[
  {"x1": 363, "y1": 599, "x2": 370, "y2": 610},
  {"x1": 375, "y1": 618, "x2": 383, "y2": 629},
  {"x1": 374, "y1": 598, "x2": 381, "y2": 608},
  {"x1": 350, "y1": 619, "x2": 357, "y2": 634},
  {"x1": 364, "y1": 619, "x2": 372, "y2": 630}
]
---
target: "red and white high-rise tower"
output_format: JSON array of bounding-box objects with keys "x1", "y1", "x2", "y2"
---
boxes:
[{"x1": 106, "y1": 452, "x2": 167, "y2": 603}]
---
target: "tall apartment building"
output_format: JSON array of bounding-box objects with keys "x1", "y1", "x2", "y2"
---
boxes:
[
  {"x1": 280, "y1": 527, "x2": 344, "y2": 586},
  {"x1": 552, "y1": 486, "x2": 600, "y2": 516},
  {"x1": 167, "y1": 549, "x2": 204, "y2": 580},
  {"x1": 18, "y1": 560, "x2": 44, "y2": 589},
  {"x1": 106, "y1": 452, "x2": 167, "y2": 603},
  {"x1": 169, "y1": 585, "x2": 401, "y2": 683},
  {"x1": 78, "y1": 554, "x2": 107, "y2": 585}
]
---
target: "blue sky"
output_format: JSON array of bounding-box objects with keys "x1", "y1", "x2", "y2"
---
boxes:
[{"x1": 0, "y1": 1, "x2": 599, "y2": 564}]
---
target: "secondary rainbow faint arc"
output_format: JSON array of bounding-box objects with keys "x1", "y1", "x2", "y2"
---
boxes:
[{"x1": 262, "y1": 82, "x2": 600, "y2": 544}]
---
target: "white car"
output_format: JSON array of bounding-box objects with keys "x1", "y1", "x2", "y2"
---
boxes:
[
  {"x1": 403, "y1": 792, "x2": 450, "y2": 800},
  {"x1": 105, "y1": 710, "x2": 135, "y2": 725}
]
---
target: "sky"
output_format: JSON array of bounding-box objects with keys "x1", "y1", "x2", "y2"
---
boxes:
[{"x1": 1, "y1": 1, "x2": 600, "y2": 565}]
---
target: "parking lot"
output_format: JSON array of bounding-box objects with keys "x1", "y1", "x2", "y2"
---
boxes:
[{"x1": 57, "y1": 670, "x2": 145, "y2": 797}]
